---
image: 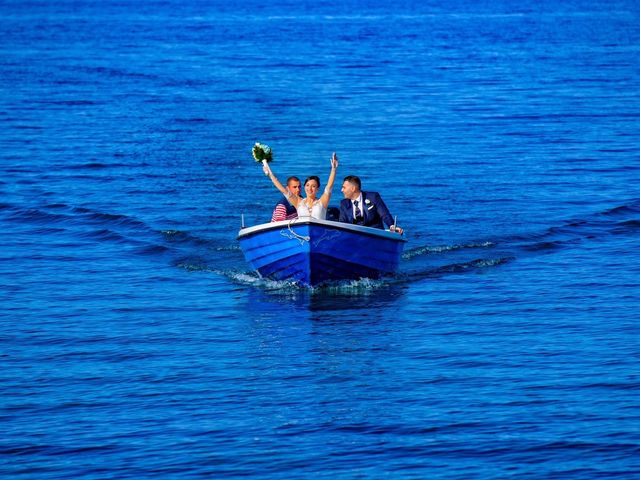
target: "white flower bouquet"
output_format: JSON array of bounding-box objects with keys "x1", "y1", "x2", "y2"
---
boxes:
[{"x1": 252, "y1": 142, "x2": 273, "y2": 163}]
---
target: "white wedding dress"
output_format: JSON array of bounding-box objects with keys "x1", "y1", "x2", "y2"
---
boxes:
[{"x1": 296, "y1": 199, "x2": 326, "y2": 220}]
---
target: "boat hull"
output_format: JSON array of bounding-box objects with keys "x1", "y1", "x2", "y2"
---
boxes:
[{"x1": 237, "y1": 218, "x2": 406, "y2": 286}]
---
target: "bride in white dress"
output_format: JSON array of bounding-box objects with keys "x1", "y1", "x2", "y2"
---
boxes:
[{"x1": 263, "y1": 152, "x2": 338, "y2": 220}]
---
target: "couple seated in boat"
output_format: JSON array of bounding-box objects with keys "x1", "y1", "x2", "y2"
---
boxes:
[{"x1": 263, "y1": 153, "x2": 403, "y2": 234}]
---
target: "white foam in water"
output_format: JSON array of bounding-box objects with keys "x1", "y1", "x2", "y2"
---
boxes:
[
  {"x1": 161, "y1": 230, "x2": 184, "y2": 237},
  {"x1": 470, "y1": 258, "x2": 511, "y2": 268},
  {"x1": 224, "y1": 271, "x2": 301, "y2": 291},
  {"x1": 320, "y1": 277, "x2": 389, "y2": 293},
  {"x1": 176, "y1": 261, "x2": 212, "y2": 272},
  {"x1": 220, "y1": 269, "x2": 391, "y2": 293},
  {"x1": 403, "y1": 241, "x2": 495, "y2": 259},
  {"x1": 175, "y1": 263, "x2": 305, "y2": 290},
  {"x1": 214, "y1": 245, "x2": 242, "y2": 252}
]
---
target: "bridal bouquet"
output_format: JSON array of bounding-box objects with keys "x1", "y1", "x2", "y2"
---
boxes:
[{"x1": 252, "y1": 142, "x2": 273, "y2": 163}]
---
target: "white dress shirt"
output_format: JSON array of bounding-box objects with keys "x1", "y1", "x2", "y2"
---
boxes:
[{"x1": 352, "y1": 193, "x2": 364, "y2": 219}]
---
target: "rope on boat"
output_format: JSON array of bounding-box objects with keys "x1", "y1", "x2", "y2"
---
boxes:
[{"x1": 282, "y1": 218, "x2": 310, "y2": 244}]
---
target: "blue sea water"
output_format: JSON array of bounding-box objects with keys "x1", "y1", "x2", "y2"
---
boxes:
[{"x1": 1, "y1": 0, "x2": 640, "y2": 478}]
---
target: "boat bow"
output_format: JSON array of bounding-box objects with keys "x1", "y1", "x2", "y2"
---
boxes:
[{"x1": 237, "y1": 218, "x2": 406, "y2": 286}]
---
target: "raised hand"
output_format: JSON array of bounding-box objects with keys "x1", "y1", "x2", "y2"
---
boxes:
[{"x1": 262, "y1": 160, "x2": 272, "y2": 177}]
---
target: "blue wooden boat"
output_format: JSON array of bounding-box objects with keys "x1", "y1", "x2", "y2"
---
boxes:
[{"x1": 237, "y1": 218, "x2": 407, "y2": 286}]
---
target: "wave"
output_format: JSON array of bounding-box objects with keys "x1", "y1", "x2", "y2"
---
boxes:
[
  {"x1": 59, "y1": 64, "x2": 159, "y2": 82},
  {"x1": 3, "y1": 200, "x2": 241, "y2": 279},
  {"x1": 396, "y1": 199, "x2": 640, "y2": 282},
  {"x1": 135, "y1": 244, "x2": 171, "y2": 256},
  {"x1": 175, "y1": 265, "x2": 314, "y2": 291},
  {"x1": 173, "y1": 117, "x2": 215, "y2": 124},
  {"x1": 3, "y1": 201, "x2": 166, "y2": 254},
  {"x1": 6, "y1": 196, "x2": 639, "y2": 290},
  {"x1": 175, "y1": 198, "x2": 640, "y2": 290},
  {"x1": 226, "y1": 271, "x2": 302, "y2": 291},
  {"x1": 483, "y1": 199, "x2": 640, "y2": 255},
  {"x1": 403, "y1": 241, "x2": 495, "y2": 260},
  {"x1": 402, "y1": 256, "x2": 514, "y2": 282},
  {"x1": 206, "y1": 267, "x2": 395, "y2": 293},
  {"x1": 174, "y1": 259, "x2": 216, "y2": 273},
  {"x1": 65, "y1": 162, "x2": 130, "y2": 170},
  {"x1": 215, "y1": 261, "x2": 512, "y2": 291},
  {"x1": 616, "y1": 219, "x2": 640, "y2": 228},
  {"x1": 6, "y1": 206, "x2": 72, "y2": 224},
  {"x1": 78, "y1": 228, "x2": 129, "y2": 243},
  {"x1": 24, "y1": 204, "x2": 151, "y2": 232},
  {"x1": 160, "y1": 229, "x2": 217, "y2": 247},
  {"x1": 80, "y1": 211, "x2": 148, "y2": 229},
  {"x1": 602, "y1": 205, "x2": 640, "y2": 216}
]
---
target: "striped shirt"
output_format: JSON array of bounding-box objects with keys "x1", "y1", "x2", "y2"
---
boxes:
[{"x1": 271, "y1": 197, "x2": 298, "y2": 222}]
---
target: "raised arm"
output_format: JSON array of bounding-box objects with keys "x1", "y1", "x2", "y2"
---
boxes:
[
  {"x1": 263, "y1": 162, "x2": 301, "y2": 208},
  {"x1": 320, "y1": 152, "x2": 339, "y2": 208}
]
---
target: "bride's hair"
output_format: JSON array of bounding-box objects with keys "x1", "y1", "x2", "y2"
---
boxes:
[{"x1": 304, "y1": 175, "x2": 320, "y2": 188}]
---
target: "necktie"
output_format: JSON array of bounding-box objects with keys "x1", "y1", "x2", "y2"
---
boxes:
[{"x1": 353, "y1": 200, "x2": 364, "y2": 225}]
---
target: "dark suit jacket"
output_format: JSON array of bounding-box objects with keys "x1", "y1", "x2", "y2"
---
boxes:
[{"x1": 339, "y1": 191, "x2": 394, "y2": 229}]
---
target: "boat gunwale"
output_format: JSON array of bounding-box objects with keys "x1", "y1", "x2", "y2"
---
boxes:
[{"x1": 237, "y1": 218, "x2": 407, "y2": 242}]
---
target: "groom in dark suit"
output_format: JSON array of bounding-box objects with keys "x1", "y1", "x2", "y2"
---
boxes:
[{"x1": 338, "y1": 175, "x2": 403, "y2": 234}]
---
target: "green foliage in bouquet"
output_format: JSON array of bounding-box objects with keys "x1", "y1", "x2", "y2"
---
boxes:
[{"x1": 252, "y1": 142, "x2": 273, "y2": 163}]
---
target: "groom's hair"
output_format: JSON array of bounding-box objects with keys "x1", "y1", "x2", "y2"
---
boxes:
[{"x1": 343, "y1": 175, "x2": 361, "y2": 190}]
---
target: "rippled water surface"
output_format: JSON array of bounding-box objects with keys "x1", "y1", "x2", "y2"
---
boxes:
[{"x1": 2, "y1": 0, "x2": 640, "y2": 478}]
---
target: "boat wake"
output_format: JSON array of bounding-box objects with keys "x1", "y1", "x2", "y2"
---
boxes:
[
  {"x1": 402, "y1": 241, "x2": 495, "y2": 260},
  {"x1": 221, "y1": 270, "x2": 395, "y2": 293},
  {"x1": 397, "y1": 198, "x2": 640, "y2": 282},
  {"x1": 5, "y1": 197, "x2": 638, "y2": 291}
]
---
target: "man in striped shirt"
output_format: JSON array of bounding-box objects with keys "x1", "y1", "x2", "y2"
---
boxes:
[{"x1": 271, "y1": 176, "x2": 301, "y2": 222}]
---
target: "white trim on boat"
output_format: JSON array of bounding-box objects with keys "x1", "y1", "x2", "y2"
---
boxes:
[{"x1": 237, "y1": 217, "x2": 406, "y2": 242}]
